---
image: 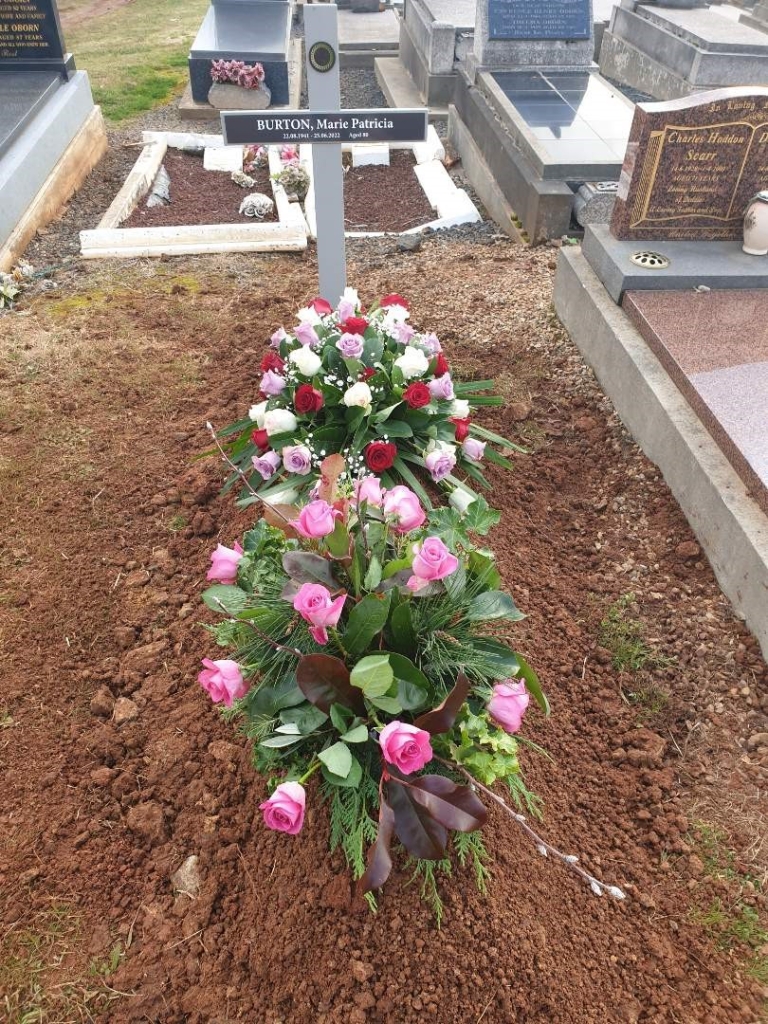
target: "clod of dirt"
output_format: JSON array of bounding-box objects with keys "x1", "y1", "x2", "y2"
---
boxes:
[
  {"x1": 508, "y1": 397, "x2": 532, "y2": 421},
  {"x1": 675, "y1": 540, "x2": 701, "y2": 561},
  {"x1": 121, "y1": 640, "x2": 169, "y2": 675},
  {"x1": 114, "y1": 626, "x2": 137, "y2": 649},
  {"x1": 113, "y1": 697, "x2": 139, "y2": 726},
  {"x1": 208, "y1": 740, "x2": 240, "y2": 764},
  {"x1": 171, "y1": 855, "x2": 202, "y2": 897},
  {"x1": 747, "y1": 732, "x2": 768, "y2": 750},
  {"x1": 90, "y1": 685, "x2": 115, "y2": 718},
  {"x1": 126, "y1": 801, "x2": 166, "y2": 842}
]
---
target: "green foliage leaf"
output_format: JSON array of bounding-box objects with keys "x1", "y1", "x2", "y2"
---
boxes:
[
  {"x1": 467, "y1": 551, "x2": 501, "y2": 590},
  {"x1": 343, "y1": 723, "x2": 369, "y2": 743},
  {"x1": 279, "y1": 704, "x2": 328, "y2": 734},
  {"x1": 330, "y1": 703, "x2": 353, "y2": 733},
  {"x1": 382, "y1": 556, "x2": 412, "y2": 581},
  {"x1": 247, "y1": 673, "x2": 304, "y2": 719},
  {"x1": 202, "y1": 584, "x2": 248, "y2": 616},
  {"x1": 282, "y1": 551, "x2": 337, "y2": 587},
  {"x1": 368, "y1": 694, "x2": 402, "y2": 714},
  {"x1": 326, "y1": 520, "x2": 350, "y2": 559},
  {"x1": 388, "y1": 653, "x2": 430, "y2": 711},
  {"x1": 364, "y1": 556, "x2": 383, "y2": 592},
  {"x1": 415, "y1": 672, "x2": 471, "y2": 736},
  {"x1": 321, "y1": 756, "x2": 362, "y2": 788},
  {"x1": 515, "y1": 654, "x2": 549, "y2": 715},
  {"x1": 467, "y1": 590, "x2": 524, "y2": 622},
  {"x1": 472, "y1": 639, "x2": 521, "y2": 679},
  {"x1": 344, "y1": 593, "x2": 392, "y2": 658},
  {"x1": 318, "y1": 741, "x2": 353, "y2": 778},
  {"x1": 376, "y1": 420, "x2": 412, "y2": 438},
  {"x1": 388, "y1": 601, "x2": 417, "y2": 657},
  {"x1": 260, "y1": 734, "x2": 301, "y2": 749},
  {"x1": 350, "y1": 654, "x2": 394, "y2": 697}
]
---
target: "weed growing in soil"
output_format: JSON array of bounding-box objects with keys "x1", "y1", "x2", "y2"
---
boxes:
[{"x1": 600, "y1": 593, "x2": 673, "y2": 673}]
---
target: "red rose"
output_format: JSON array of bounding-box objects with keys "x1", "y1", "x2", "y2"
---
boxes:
[
  {"x1": 403, "y1": 382, "x2": 431, "y2": 409},
  {"x1": 341, "y1": 316, "x2": 369, "y2": 335},
  {"x1": 381, "y1": 293, "x2": 409, "y2": 310},
  {"x1": 365, "y1": 440, "x2": 397, "y2": 473},
  {"x1": 260, "y1": 351, "x2": 285, "y2": 374},
  {"x1": 361, "y1": 367, "x2": 376, "y2": 380},
  {"x1": 434, "y1": 353, "x2": 450, "y2": 377},
  {"x1": 251, "y1": 428, "x2": 269, "y2": 451},
  {"x1": 310, "y1": 297, "x2": 333, "y2": 315},
  {"x1": 451, "y1": 417, "x2": 471, "y2": 442},
  {"x1": 294, "y1": 384, "x2": 324, "y2": 414}
]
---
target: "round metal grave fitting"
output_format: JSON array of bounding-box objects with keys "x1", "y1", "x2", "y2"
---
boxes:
[
  {"x1": 630, "y1": 250, "x2": 671, "y2": 270},
  {"x1": 309, "y1": 41, "x2": 336, "y2": 73}
]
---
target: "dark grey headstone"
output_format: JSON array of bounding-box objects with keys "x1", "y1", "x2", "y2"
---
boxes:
[
  {"x1": 0, "y1": 0, "x2": 73, "y2": 77},
  {"x1": 488, "y1": 0, "x2": 591, "y2": 40},
  {"x1": 0, "y1": 71, "x2": 59, "y2": 157}
]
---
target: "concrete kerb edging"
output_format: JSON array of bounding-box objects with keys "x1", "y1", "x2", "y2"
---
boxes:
[
  {"x1": 79, "y1": 131, "x2": 308, "y2": 258},
  {"x1": 554, "y1": 247, "x2": 768, "y2": 660},
  {"x1": 301, "y1": 128, "x2": 480, "y2": 240}
]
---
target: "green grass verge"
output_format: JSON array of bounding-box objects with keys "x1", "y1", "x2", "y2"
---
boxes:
[{"x1": 65, "y1": 0, "x2": 209, "y2": 122}]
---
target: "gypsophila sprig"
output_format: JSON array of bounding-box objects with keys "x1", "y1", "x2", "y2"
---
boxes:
[{"x1": 207, "y1": 290, "x2": 523, "y2": 511}]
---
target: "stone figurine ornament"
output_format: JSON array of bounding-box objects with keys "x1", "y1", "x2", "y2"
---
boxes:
[
  {"x1": 239, "y1": 193, "x2": 275, "y2": 218},
  {"x1": 742, "y1": 191, "x2": 768, "y2": 256},
  {"x1": 208, "y1": 59, "x2": 271, "y2": 111}
]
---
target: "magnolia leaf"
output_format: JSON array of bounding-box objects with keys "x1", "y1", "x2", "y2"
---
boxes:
[
  {"x1": 317, "y1": 453, "x2": 345, "y2": 503},
  {"x1": 296, "y1": 655, "x2": 365, "y2": 714},
  {"x1": 342, "y1": 723, "x2": 369, "y2": 743},
  {"x1": 414, "y1": 672, "x2": 471, "y2": 736},
  {"x1": 321, "y1": 756, "x2": 362, "y2": 789},
  {"x1": 202, "y1": 584, "x2": 248, "y2": 616},
  {"x1": 318, "y1": 741, "x2": 353, "y2": 779},
  {"x1": 344, "y1": 594, "x2": 391, "y2": 659},
  {"x1": 408, "y1": 776, "x2": 488, "y2": 832},
  {"x1": 467, "y1": 590, "x2": 524, "y2": 622},
  {"x1": 350, "y1": 654, "x2": 394, "y2": 698},
  {"x1": 386, "y1": 780, "x2": 448, "y2": 860},
  {"x1": 282, "y1": 551, "x2": 337, "y2": 587},
  {"x1": 360, "y1": 795, "x2": 396, "y2": 893}
]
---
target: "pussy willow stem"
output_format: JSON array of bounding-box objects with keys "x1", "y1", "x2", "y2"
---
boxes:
[{"x1": 438, "y1": 757, "x2": 626, "y2": 901}]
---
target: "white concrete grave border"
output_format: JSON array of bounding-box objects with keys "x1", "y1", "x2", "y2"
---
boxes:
[
  {"x1": 79, "y1": 130, "x2": 309, "y2": 259},
  {"x1": 302, "y1": 125, "x2": 482, "y2": 239}
]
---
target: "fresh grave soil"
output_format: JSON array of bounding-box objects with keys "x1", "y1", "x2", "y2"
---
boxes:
[
  {"x1": 1, "y1": 239, "x2": 767, "y2": 1024},
  {"x1": 344, "y1": 150, "x2": 435, "y2": 233},
  {"x1": 123, "y1": 150, "x2": 278, "y2": 227}
]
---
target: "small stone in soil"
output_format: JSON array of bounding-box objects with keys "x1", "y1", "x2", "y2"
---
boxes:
[
  {"x1": 90, "y1": 686, "x2": 115, "y2": 718},
  {"x1": 113, "y1": 697, "x2": 139, "y2": 725},
  {"x1": 171, "y1": 855, "x2": 202, "y2": 897}
]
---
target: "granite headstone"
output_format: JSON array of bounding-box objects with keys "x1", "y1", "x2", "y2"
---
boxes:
[
  {"x1": 0, "y1": 0, "x2": 73, "y2": 76},
  {"x1": 611, "y1": 87, "x2": 768, "y2": 240},
  {"x1": 487, "y1": 0, "x2": 591, "y2": 40}
]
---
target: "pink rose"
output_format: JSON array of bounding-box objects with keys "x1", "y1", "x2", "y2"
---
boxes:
[
  {"x1": 379, "y1": 721, "x2": 433, "y2": 775},
  {"x1": 198, "y1": 658, "x2": 247, "y2": 707},
  {"x1": 394, "y1": 322, "x2": 415, "y2": 344},
  {"x1": 260, "y1": 369, "x2": 286, "y2": 396},
  {"x1": 259, "y1": 781, "x2": 306, "y2": 834},
  {"x1": 382, "y1": 485, "x2": 426, "y2": 533},
  {"x1": 407, "y1": 536, "x2": 459, "y2": 591},
  {"x1": 293, "y1": 583, "x2": 346, "y2": 645},
  {"x1": 206, "y1": 540, "x2": 244, "y2": 583},
  {"x1": 282, "y1": 444, "x2": 312, "y2": 476},
  {"x1": 424, "y1": 444, "x2": 457, "y2": 483},
  {"x1": 428, "y1": 374, "x2": 455, "y2": 401},
  {"x1": 252, "y1": 450, "x2": 281, "y2": 480},
  {"x1": 462, "y1": 438, "x2": 486, "y2": 463},
  {"x1": 337, "y1": 332, "x2": 365, "y2": 359},
  {"x1": 487, "y1": 680, "x2": 529, "y2": 734},
  {"x1": 337, "y1": 298, "x2": 355, "y2": 322},
  {"x1": 421, "y1": 332, "x2": 442, "y2": 354},
  {"x1": 295, "y1": 322, "x2": 319, "y2": 347},
  {"x1": 270, "y1": 326, "x2": 287, "y2": 348},
  {"x1": 295, "y1": 499, "x2": 339, "y2": 539},
  {"x1": 354, "y1": 475, "x2": 384, "y2": 506}
]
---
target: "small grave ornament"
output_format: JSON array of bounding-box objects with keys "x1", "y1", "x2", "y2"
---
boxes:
[
  {"x1": 239, "y1": 192, "x2": 275, "y2": 218},
  {"x1": 231, "y1": 170, "x2": 256, "y2": 189},
  {"x1": 742, "y1": 191, "x2": 768, "y2": 256}
]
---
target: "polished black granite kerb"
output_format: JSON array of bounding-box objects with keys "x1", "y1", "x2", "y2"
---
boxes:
[
  {"x1": 491, "y1": 70, "x2": 633, "y2": 166},
  {"x1": 0, "y1": 72, "x2": 60, "y2": 159}
]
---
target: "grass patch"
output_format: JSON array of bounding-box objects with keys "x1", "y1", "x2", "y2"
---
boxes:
[
  {"x1": 599, "y1": 593, "x2": 672, "y2": 673},
  {"x1": 65, "y1": 0, "x2": 209, "y2": 122}
]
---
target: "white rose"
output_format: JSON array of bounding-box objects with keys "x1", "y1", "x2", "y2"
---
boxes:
[
  {"x1": 449, "y1": 488, "x2": 477, "y2": 514},
  {"x1": 394, "y1": 347, "x2": 429, "y2": 379},
  {"x1": 289, "y1": 346, "x2": 322, "y2": 376},
  {"x1": 449, "y1": 399, "x2": 470, "y2": 419},
  {"x1": 342, "y1": 381, "x2": 373, "y2": 412},
  {"x1": 249, "y1": 400, "x2": 267, "y2": 426},
  {"x1": 341, "y1": 286, "x2": 359, "y2": 307},
  {"x1": 264, "y1": 408, "x2": 298, "y2": 436},
  {"x1": 296, "y1": 305, "x2": 322, "y2": 325}
]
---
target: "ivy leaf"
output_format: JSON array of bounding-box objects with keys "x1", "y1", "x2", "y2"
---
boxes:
[
  {"x1": 462, "y1": 496, "x2": 502, "y2": 534},
  {"x1": 344, "y1": 593, "x2": 391, "y2": 658},
  {"x1": 282, "y1": 552, "x2": 337, "y2": 587},
  {"x1": 360, "y1": 795, "x2": 396, "y2": 893},
  {"x1": 408, "y1": 775, "x2": 488, "y2": 832},
  {"x1": 350, "y1": 654, "x2": 394, "y2": 698},
  {"x1": 296, "y1": 655, "x2": 366, "y2": 714},
  {"x1": 318, "y1": 741, "x2": 352, "y2": 779},
  {"x1": 202, "y1": 584, "x2": 248, "y2": 616},
  {"x1": 467, "y1": 590, "x2": 524, "y2": 622},
  {"x1": 414, "y1": 672, "x2": 471, "y2": 736},
  {"x1": 386, "y1": 780, "x2": 448, "y2": 860}
]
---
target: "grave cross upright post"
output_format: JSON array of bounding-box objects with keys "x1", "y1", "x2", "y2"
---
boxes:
[{"x1": 220, "y1": 5, "x2": 428, "y2": 304}]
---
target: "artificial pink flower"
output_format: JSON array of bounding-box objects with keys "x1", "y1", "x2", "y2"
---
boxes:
[
  {"x1": 295, "y1": 499, "x2": 339, "y2": 538},
  {"x1": 382, "y1": 485, "x2": 426, "y2": 533},
  {"x1": 206, "y1": 541, "x2": 244, "y2": 583},
  {"x1": 487, "y1": 680, "x2": 529, "y2": 734},
  {"x1": 354, "y1": 475, "x2": 384, "y2": 506},
  {"x1": 252, "y1": 450, "x2": 281, "y2": 480},
  {"x1": 293, "y1": 583, "x2": 346, "y2": 645},
  {"x1": 407, "y1": 536, "x2": 459, "y2": 591},
  {"x1": 198, "y1": 658, "x2": 247, "y2": 707},
  {"x1": 259, "y1": 781, "x2": 306, "y2": 834},
  {"x1": 378, "y1": 721, "x2": 433, "y2": 774}
]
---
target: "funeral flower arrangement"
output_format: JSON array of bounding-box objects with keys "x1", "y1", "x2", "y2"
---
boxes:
[
  {"x1": 199, "y1": 457, "x2": 548, "y2": 904},
  {"x1": 210, "y1": 59, "x2": 266, "y2": 90},
  {"x1": 212, "y1": 290, "x2": 519, "y2": 509}
]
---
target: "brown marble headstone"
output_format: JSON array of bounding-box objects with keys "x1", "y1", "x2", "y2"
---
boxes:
[{"x1": 611, "y1": 87, "x2": 768, "y2": 241}]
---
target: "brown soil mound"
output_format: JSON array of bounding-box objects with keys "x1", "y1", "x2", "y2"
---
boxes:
[{"x1": 0, "y1": 241, "x2": 766, "y2": 1023}]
